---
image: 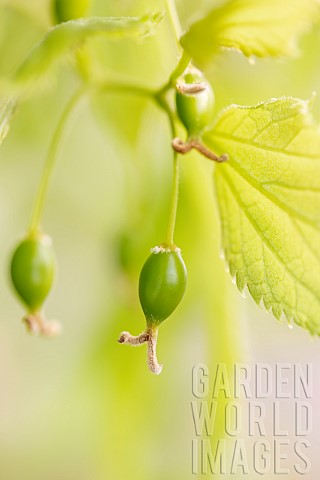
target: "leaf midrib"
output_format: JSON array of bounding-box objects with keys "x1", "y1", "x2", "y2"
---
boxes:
[{"x1": 210, "y1": 129, "x2": 320, "y2": 160}]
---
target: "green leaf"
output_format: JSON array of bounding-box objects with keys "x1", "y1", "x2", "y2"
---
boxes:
[
  {"x1": 0, "y1": 97, "x2": 16, "y2": 145},
  {"x1": 0, "y1": 5, "x2": 45, "y2": 79},
  {"x1": 181, "y1": 0, "x2": 319, "y2": 66},
  {"x1": 203, "y1": 97, "x2": 320, "y2": 334},
  {"x1": 13, "y1": 12, "x2": 164, "y2": 87}
]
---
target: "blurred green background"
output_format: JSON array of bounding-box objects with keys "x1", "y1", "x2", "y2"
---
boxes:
[{"x1": 0, "y1": 0, "x2": 319, "y2": 478}]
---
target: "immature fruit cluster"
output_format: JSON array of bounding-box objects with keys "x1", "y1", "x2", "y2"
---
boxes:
[
  {"x1": 10, "y1": 233, "x2": 60, "y2": 337},
  {"x1": 117, "y1": 70, "x2": 216, "y2": 375},
  {"x1": 176, "y1": 69, "x2": 215, "y2": 136},
  {"x1": 119, "y1": 245, "x2": 187, "y2": 375},
  {"x1": 52, "y1": 0, "x2": 91, "y2": 24}
]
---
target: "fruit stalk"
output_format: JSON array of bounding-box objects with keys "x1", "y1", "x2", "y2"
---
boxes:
[
  {"x1": 118, "y1": 327, "x2": 162, "y2": 375},
  {"x1": 29, "y1": 86, "x2": 85, "y2": 234}
]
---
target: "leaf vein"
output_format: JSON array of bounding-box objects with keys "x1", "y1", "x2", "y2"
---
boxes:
[{"x1": 219, "y1": 168, "x2": 320, "y2": 305}]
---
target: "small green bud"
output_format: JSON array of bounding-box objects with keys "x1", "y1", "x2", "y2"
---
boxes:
[{"x1": 176, "y1": 69, "x2": 215, "y2": 136}]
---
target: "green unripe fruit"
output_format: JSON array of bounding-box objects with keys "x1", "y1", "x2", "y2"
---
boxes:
[
  {"x1": 176, "y1": 70, "x2": 214, "y2": 136},
  {"x1": 139, "y1": 246, "x2": 187, "y2": 326},
  {"x1": 52, "y1": 0, "x2": 91, "y2": 24},
  {"x1": 10, "y1": 234, "x2": 56, "y2": 313}
]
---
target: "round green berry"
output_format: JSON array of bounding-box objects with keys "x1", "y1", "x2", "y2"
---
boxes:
[
  {"x1": 10, "y1": 234, "x2": 56, "y2": 313},
  {"x1": 52, "y1": 0, "x2": 91, "y2": 24},
  {"x1": 176, "y1": 70, "x2": 214, "y2": 136},
  {"x1": 139, "y1": 246, "x2": 187, "y2": 327}
]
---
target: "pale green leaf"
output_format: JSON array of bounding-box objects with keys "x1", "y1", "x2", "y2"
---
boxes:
[
  {"x1": 203, "y1": 97, "x2": 320, "y2": 334},
  {"x1": 13, "y1": 12, "x2": 164, "y2": 86},
  {"x1": 0, "y1": 5, "x2": 45, "y2": 79},
  {"x1": 181, "y1": 0, "x2": 319, "y2": 66}
]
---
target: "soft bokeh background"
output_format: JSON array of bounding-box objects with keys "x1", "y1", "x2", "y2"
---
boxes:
[{"x1": 0, "y1": 0, "x2": 319, "y2": 478}]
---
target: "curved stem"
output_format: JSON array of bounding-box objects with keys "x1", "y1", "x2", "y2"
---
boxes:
[
  {"x1": 165, "y1": 0, "x2": 183, "y2": 48},
  {"x1": 28, "y1": 85, "x2": 86, "y2": 234},
  {"x1": 168, "y1": 50, "x2": 191, "y2": 86},
  {"x1": 154, "y1": 0, "x2": 190, "y2": 99},
  {"x1": 156, "y1": 44, "x2": 191, "y2": 100},
  {"x1": 166, "y1": 152, "x2": 179, "y2": 245},
  {"x1": 155, "y1": 93, "x2": 181, "y2": 246},
  {"x1": 97, "y1": 78, "x2": 184, "y2": 247}
]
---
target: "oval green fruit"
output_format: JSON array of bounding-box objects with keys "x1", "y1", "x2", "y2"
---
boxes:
[
  {"x1": 10, "y1": 234, "x2": 56, "y2": 312},
  {"x1": 176, "y1": 70, "x2": 214, "y2": 136},
  {"x1": 52, "y1": 0, "x2": 91, "y2": 24},
  {"x1": 139, "y1": 246, "x2": 187, "y2": 326}
]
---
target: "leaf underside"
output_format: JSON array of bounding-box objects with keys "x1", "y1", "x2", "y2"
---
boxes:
[
  {"x1": 181, "y1": 0, "x2": 320, "y2": 67},
  {"x1": 13, "y1": 12, "x2": 164, "y2": 87},
  {"x1": 203, "y1": 97, "x2": 320, "y2": 335}
]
